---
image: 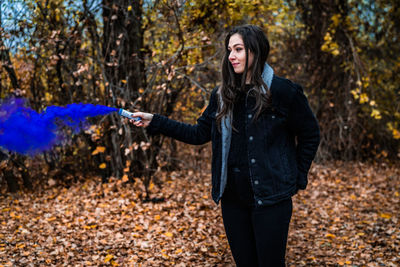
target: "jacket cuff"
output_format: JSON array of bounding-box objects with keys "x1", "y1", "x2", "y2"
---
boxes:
[{"x1": 146, "y1": 114, "x2": 164, "y2": 135}]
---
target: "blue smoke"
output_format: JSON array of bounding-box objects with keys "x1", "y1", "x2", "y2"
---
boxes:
[{"x1": 0, "y1": 98, "x2": 117, "y2": 155}]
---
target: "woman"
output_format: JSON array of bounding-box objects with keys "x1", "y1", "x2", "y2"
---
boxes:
[{"x1": 130, "y1": 25, "x2": 320, "y2": 266}]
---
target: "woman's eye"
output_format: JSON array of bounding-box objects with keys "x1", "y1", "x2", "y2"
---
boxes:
[{"x1": 236, "y1": 48, "x2": 242, "y2": 52}]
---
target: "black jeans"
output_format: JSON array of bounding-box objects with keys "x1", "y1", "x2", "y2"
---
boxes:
[{"x1": 221, "y1": 197, "x2": 293, "y2": 267}]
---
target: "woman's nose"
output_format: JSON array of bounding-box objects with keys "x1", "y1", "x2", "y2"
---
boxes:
[{"x1": 229, "y1": 51, "x2": 235, "y2": 61}]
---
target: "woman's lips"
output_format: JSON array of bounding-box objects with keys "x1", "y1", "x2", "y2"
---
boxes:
[{"x1": 231, "y1": 62, "x2": 239, "y2": 67}]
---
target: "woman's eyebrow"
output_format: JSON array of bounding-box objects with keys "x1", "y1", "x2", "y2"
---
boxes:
[{"x1": 228, "y1": 43, "x2": 244, "y2": 49}]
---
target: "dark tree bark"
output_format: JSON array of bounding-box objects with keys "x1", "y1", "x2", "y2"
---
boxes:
[
  {"x1": 102, "y1": 0, "x2": 148, "y2": 179},
  {"x1": 102, "y1": 0, "x2": 145, "y2": 98},
  {"x1": 4, "y1": 168, "x2": 18, "y2": 193}
]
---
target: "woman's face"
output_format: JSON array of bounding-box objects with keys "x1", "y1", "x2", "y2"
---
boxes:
[{"x1": 228, "y1": 33, "x2": 254, "y2": 75}]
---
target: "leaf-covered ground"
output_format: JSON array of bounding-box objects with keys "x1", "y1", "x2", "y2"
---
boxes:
[{"x1": 0, "y1": 161, "x2": 399, "y2": 266}]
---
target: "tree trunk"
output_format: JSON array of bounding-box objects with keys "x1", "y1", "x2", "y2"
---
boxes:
[
  {"x1": 21, "y1": 168, "x2": 33, "y2": 190},
  {"x1": 102, "y1": 0, "x2": 148, "y2": 179},
  {"x1": 102, "y1": 0, "x2": 145, "y2": 98},
  {"x1": 4, "y1": 169, "x2": 18, "y2": 193}
]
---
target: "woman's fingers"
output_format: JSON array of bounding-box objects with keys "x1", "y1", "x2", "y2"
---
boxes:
[
  {"x1": 129, "y1": 112, "x2": 153, "y2": 127},
  {"x1": 131, "y1": 119, "x2": 143, "y2": 126},
  {"x1": 132, "y1": 112, "x2": 153, "y2": 121}
]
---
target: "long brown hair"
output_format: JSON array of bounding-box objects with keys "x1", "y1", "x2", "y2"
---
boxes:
[{"x1": 217, "y1": 25, "x2": 271, "y2": 127}]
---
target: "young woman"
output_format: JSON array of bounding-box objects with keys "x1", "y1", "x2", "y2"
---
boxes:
[{"x1": 130, "y1": 25, "x2": 320, "y2": 266}]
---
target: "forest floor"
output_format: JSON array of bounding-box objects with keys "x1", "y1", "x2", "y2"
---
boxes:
[{"x1": 0, "y1": 161, "x2": 399, "y2": 266}]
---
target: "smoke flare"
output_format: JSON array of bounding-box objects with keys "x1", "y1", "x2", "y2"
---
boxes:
[{"x1": 0, "y1": 98, "x2": 117, "y2": 156}]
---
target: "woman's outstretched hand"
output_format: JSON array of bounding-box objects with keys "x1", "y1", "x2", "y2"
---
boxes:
[{"x1": 130, "y1": 112, "x2": 154, "y2": 128}]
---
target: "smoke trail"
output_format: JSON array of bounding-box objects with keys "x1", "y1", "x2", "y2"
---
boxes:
[{"x1": 0, "y1": 98, "x2": 117, "y2": 156}]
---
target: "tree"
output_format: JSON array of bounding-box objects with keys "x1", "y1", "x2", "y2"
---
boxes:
[{"x1": 295, "y1": 0, "x2": 400, "y2": 160}]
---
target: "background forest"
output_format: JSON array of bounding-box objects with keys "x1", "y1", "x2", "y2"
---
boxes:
[
  {"x1": 0, "y1": 0, "x2": 399, "y2": 266},
  {"x1": 1, "y1": 0, "x2": 399, "y2": 191}
]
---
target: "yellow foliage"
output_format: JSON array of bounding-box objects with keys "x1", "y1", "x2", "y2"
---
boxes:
[
  {"x1": 350, "y1": 89, "x2": 359, "y2": 99},
  {"x1": 337, "y1": 260, "x2": 352, "y2": 265},
  {"x1": 392, "y1": 129, "x2": 400, "y2": 139},
  {"x1": 92, "y1": 146, "x2": 106, "y2": 155},
  {"x1": 359, "y1": 93, "x2": 369, "y2": 104},
  {"x1": 379, "y1": 213, "x2": 392, "y2": 219},
  {"x1": 99, "y1": 163, "x2": 107, "y2": 169},
  {"x1": 164, "y1": 232, "x2": 173, "y2": 237},
  {"x1": 47, "y1": 217, "x2": 57, "y2": 222},
  {"x1": 122, "y1": 175, "x2": 129, "y2": 182},
  {"x1": 148, "y1": 182, "x2": 154, "y2": 190},
  {"x1": 370, "y1": 109, "x2": 382, "y2": 120},
  {"x1": 16, "y1": 243, "x2": 25, "y2": 249},
  {"x1": 331, "y1": 49, "x2": 340, "y2": 56},
  {"x1": 323, "y1": 32, "x2": 332, "y2": 41},
  {"x1": 104, "y1": 254, "x2": 114, "y2": 263},
  {"x1": 330, "y1": 42, "x2": 339, "y2": 50},
  {"x1": 45, "y1": 92, "x2": 53, "y2": 102},
  {"x1": 321, "y1": 32, "x2": 340, "y2": 56},
  {"x1": 99, "y1": 83, "x2": 105, "y2": 95},
  {"x1": 331, "y1": 14, "x2": 341, "y2": 27},
  {"x1": 325, "y1": 233, "x2": 336, "y2": 238},
  {"x1": 83, "y1": 225, "x2": 97, "y2": 229}
]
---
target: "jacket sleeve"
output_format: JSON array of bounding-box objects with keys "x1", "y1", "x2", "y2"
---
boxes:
[
  {"x1": 288, "y1": 84, "x2": 320, "y2": 190},
  {"x1": 146, "y1": 89, "x2": 217, "y2": 145}
]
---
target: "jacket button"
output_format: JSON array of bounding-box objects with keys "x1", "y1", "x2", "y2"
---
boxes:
[
  {"x1": 248, "y1": 114, "x2": 252, "y2": 119},
  {"x1": 257, "y1": 200, "x2": 262, "y2": 205},
  {"x1": 254, "y1": 180, "x2": 259, "y2": 185},
  {"x1": 251, "y1": 158, "x2": 256, "y2": 164},
  {"x1": 249, "y1": 136, "x2": 254, "y2": 141},
  {"x1": 271, "y1": 115, "x2": 276, "y2": 119}
]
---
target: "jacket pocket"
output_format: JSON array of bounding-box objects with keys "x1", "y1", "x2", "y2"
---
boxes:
[
  {"x1": 279, "y1": 145, "x2": 297, "y2": 190},
  {"x1": 262, "y1": 110, "x2": 288, "y2": 146}
]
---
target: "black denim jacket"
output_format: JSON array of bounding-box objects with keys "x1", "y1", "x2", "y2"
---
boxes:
[{"x1": 147, "y1": 75, "x2": 320, "y2": 206}]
